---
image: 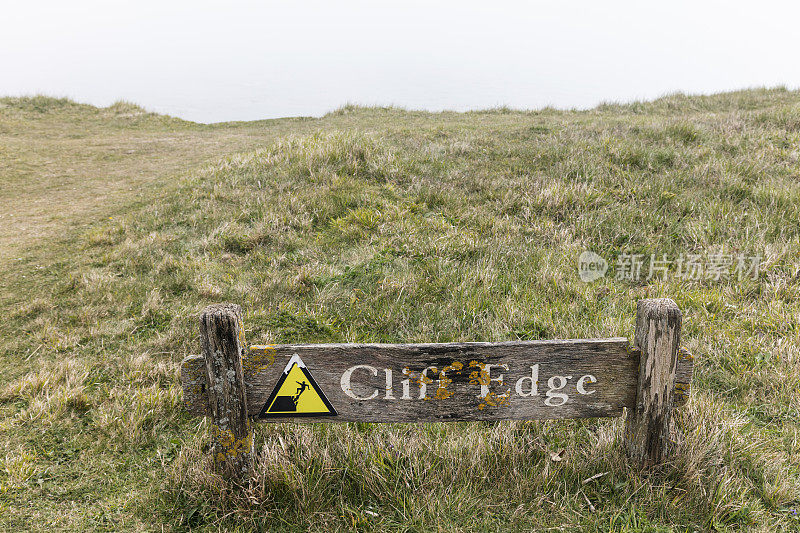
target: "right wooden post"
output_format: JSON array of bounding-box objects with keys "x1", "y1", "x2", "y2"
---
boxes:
[{"x1": 625, "y1": 298, "x2": 682, "y2": 467}]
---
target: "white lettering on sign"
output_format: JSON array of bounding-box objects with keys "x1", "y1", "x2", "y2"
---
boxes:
[
  {"x1": 419, "y1": 366, "x2": 437, "y2": 399},
  {"x1": 384, "y1": 368, "x2": 395, "y2": 399},
  {"x1": 340, "y1": 365, "x2": 378, "y2": 400},
  {"x1": 515, "y1": 364, "x2": 539, "y2": 397},
  {"x1": 400, "y1": 368, "x2": 413, "y2": 400},
  {"x1": 340, "y1": 362, "x2": 601, "y2": 408},
  {"x1": 576, "y1": 374, "x2": 597, "y2": 395},
  {"x1": 478, "y1": 363, "x2": 509, "y2": 399},
  {"x1": 545, "y1": 375, "x2": 570, "y2": 407}
]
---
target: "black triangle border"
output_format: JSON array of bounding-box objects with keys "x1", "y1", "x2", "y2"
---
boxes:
[{"x1": 257, "y1": 359, "x2": 338, "y2": 418}]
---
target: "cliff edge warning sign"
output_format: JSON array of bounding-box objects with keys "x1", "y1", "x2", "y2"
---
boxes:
[{"x1": 258, "y1": 354, "x2": 337, "y2": 418}]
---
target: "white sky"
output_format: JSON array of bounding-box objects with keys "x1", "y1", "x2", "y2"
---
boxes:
[{"x1": 2, "y1": 0, "x2": 799, "y2": 123}]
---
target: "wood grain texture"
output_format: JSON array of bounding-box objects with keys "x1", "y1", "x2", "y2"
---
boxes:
[
  {"x1": 624, "y1": 298, "x2": 682, "y2": 467},
  {"x1": 239, "y1": 338, "x2": 638, "y2": 423},
  {"x1": 181, "y1": 343, "x2": 696, "y2": 419},
  {"x1": 180, "y1": 354, "x2": 209, "y2": 416},
  {"x1": 199, "y1": 304, "x2": 253, "y2": 480}
]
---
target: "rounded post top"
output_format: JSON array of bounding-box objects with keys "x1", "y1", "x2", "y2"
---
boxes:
[
  {"x1": 637, "y1": 298, "x2": 681, "y2": 320},
  {"x1": 200, "y1": 303, "x2": 242, "y2": 320}
]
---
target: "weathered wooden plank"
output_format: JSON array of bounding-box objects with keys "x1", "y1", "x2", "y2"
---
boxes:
[
  {"x1": 199, "y1": 304, "x2": 253, "y2": 480},
  {"x1": 241, "y1": 338, "x2": 638, "y2": 423},
  {"x1": 624, "y1": 298, "x2": 682, "y2": 467},
  {"x1": 181, "y1": 343, "x2": 696, "y2": 419},
  {"x1": 180, "y1": 354, "x2": 210, "y2": 416}
]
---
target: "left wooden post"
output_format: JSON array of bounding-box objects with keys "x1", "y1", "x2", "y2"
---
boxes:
[{"x1": 199, "y1": 303, "x2": 253, "y2": 481}]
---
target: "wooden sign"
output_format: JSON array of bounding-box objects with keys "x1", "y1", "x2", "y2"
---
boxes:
[{"x1": 181, "y1": 299, "x2": 693, "y2": 480}]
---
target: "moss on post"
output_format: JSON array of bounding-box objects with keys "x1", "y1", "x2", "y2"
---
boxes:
[{"x1": 199, "y1": 303, "x2": 253, "y2": 481}]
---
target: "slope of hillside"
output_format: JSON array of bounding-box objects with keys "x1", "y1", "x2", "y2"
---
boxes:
[{"x1": 1, "y1": 89, "x2": 800, "y2": 531}]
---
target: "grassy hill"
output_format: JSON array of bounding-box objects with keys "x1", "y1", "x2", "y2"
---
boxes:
[{"x1": 1, "y1": 89, "x2": 800, "y2": 531}]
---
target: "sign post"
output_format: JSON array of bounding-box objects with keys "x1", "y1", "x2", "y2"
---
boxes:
[
  {"x1": 181, "y1": 298, "x2": 693, "y2": 479},
  {"x1": 624, "y1": 298, "x2": 683, "y2": 467},
  {"x1": 198, "y1": 303, "x2": 253, "y2": 481}
]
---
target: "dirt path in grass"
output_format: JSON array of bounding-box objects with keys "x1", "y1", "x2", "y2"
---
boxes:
[{"x1": 0, "y1": 112, "x2": 308, "y2": 269}]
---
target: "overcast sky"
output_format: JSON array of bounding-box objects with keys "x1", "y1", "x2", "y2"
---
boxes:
[{"x1": 3, "y1": 0, "x2": 799, "y2": 123}]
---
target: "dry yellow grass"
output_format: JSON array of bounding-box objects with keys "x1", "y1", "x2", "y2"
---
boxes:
[{"x1": 2, "y1": 90, "x2": 800, "y2": 530}]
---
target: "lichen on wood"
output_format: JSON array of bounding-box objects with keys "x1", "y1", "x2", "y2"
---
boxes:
[{"x1": 199, "y1": 303, "x2": 254, "y2": 480}]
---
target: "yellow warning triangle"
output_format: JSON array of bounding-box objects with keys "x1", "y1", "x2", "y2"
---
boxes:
[{"x1": 258, "y1": 354, "x2": 337, "y2": 418}]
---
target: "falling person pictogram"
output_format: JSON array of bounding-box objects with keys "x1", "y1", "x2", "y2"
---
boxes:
[{"x1": 259, "y1": 354, "x2": 337, "y2": 418}]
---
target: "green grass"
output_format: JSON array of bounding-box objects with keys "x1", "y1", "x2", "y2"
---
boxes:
[{"x1": 1, "y1": 88, "x2": 800, "y2": 531}]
